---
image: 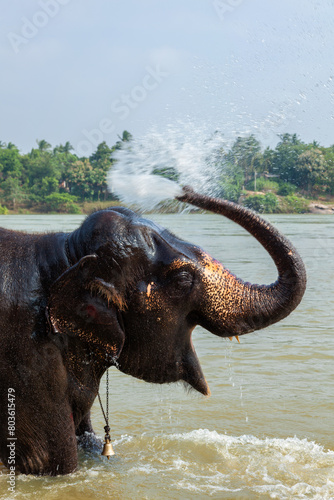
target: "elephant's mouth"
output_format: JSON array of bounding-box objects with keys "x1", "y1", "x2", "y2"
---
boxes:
[{"x1": 116, "y1": 315, "x2": 210, "y2": 396}]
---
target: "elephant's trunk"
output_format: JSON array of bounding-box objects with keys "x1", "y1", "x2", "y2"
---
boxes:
[{"x1": 176, "y1": 187, "x2": 306, "y2": 337}]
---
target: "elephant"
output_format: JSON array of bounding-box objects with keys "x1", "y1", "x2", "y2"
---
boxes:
[{"x1": 0, "y1": 187, "x2": 306, "y2": 475}]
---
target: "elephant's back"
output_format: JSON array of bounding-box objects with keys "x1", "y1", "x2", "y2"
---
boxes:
[{"x1": 0, "y1": 230, "x2": 43, "y2": 325}]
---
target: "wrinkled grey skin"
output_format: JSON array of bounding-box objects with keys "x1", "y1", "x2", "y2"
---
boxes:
[{"x1": 0, "y1": 188, "x2": 306, "y2": 475}]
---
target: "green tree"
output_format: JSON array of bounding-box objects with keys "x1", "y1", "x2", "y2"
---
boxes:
[
  {"x1": 20, "y1": 147, "x2": 64, "y2": 203},
  {"x1": 90, "y1": 142, "x2": 112, "y2": 165},
  {"x1": 322, "y1": 147, "x2": 334, "y2": 195},
  {"x1": 266, "y1": 133, "x2": 306, "y2": 185},
  {"x1": 66, "y1": 159, "x2": 95, "y2": 200},
  {"x1": 214, "y1": 136, "x2": 263, "y2": 201},
  {"x1": 43, "y1": 193, "x2": 80, "y2": 213},
  {"x1": 89, "y1": 142, "x2": 113, "y2": 200},
  {"x1": 112, "y1": 130, "x2": 133, "y2": 152},
  {"x1": 1, "y1": 176, "x2": 26, "y2": 210},
  {"x1": 243, "y1": 193, "x2": 279, "y2": 213},
  {"x1": 25, "y1": 149, "x2": 62, "y2": 184},
  {"x1": 262, "y1": 146, "x2": 275, "y2": 172},
  {"x1": 296, "y1": 148, "x2": 327, "y2": 194},
  {"x1": 54, "y1": 150, "x2": 78, "y2": 192},
  {"x1": 53, "y1": 141, "x2": 74, "y2": 155},
  {"x1": 215, "y1": 148, "x2": 244, "y2": 202},
  {"x1": 277, "y1": 182, "x2": 296, "y2": 196},
  {"x1": 36, "y1": 139, "x2": 52, "y2": 152},
  {"x1": 0, "y1": 144, "x2": 23, "y2": 179},
  {"x1": 226, "y1": 135, "x2": 263, "y2": 187},
  {"x1": 31, "y1": 176, "x2": 59, "y2": 199}
]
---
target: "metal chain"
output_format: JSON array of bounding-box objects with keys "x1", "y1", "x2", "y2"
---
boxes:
[
  {"x1": 95, "y1": 368, "x2": 109, "y2": 431},
  {"x1": 106, "y1": 369, "x2": 109, "y2": 425}
]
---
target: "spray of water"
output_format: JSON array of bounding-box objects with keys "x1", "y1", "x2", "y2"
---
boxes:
[{"x1": 107, "y1": 123, "x2": 226, "y2": 211}]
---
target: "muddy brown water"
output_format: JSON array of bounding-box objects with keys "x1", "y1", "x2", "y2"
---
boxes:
[{"x1": 0, "y1": 213, "x2": 333, "y2": 500}]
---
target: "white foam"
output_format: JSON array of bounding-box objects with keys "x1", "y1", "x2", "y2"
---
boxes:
[
  {"x1": 4, "y1": 430, "x2": 333, "y2": 499},
  {"x1": 163, "y1": 429, "x2": 334, "y2": 497}
]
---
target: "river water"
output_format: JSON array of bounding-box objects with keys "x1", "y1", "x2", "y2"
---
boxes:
[{"x1": 0, "y1": 212, "x2": 333, "y2": 500}]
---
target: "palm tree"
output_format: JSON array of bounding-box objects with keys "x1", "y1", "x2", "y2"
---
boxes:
[
  {"x1": 63, "y1": 141, "x2": 73, "y2": 154},
  {"x1": 117, "y1": 130, "x2": 133, "y2": 143},
  {"x1": 36, "y1": 139, "x2": 51, "y2": 152},
  {"x1": 53, "y1": 142, "x2": 74, "y2": 155}
]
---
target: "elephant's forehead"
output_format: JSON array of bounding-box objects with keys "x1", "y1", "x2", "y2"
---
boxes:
[
  {"x1": 132, "y1": 218, "x2": 200, "y2": 259},
  {"x1": 135, "y1": 217, "x2": 165, "y2": 233}
]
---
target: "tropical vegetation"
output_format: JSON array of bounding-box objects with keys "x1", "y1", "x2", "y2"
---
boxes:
[{"x1": 0, "y1": 131, "x2": 333, "y2": 214}]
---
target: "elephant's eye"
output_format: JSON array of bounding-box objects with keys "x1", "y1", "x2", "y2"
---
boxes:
[{"x1": 168, "y1": 270, "x2": 194, "y2": 297}]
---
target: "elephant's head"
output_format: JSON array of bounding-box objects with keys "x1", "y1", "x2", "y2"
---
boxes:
[{"x1": 48, "y1": 188, "x2": 306, "y2": 396}]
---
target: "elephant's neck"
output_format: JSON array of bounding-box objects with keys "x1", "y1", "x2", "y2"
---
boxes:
[{"x1": 62, "y1": 337, "x2": 108, "y2": 403}]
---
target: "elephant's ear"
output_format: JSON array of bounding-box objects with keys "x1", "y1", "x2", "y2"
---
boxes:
[{"x1": 47, "y1": 255, "x2": 125, "y2": 362}]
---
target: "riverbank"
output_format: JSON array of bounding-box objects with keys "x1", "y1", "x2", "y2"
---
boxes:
[
  {"x1": 240, "y1": 190, "x2": 334, "y2": 215},
  {"x1": 308, "y1": 202, "x2": 334, "y2": 214},
  {"x1": 1, "y1": 194, "x2": 333, "y2": 215}
]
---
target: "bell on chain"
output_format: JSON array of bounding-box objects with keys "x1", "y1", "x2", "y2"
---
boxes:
[
  {"x1": 102, "y1": 437, "x2": 115, "y2": 459},
  {"x1": 101, "y1": 425, "x2": 114, "y2": 459}
]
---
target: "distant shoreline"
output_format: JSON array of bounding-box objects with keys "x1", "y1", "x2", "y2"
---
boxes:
[
  {"x1": 0, "y1": 198, "x2": 333, "y2": 216},
  {"x1": 307, "y1": 203, "x2": 334, "y2": 214}
]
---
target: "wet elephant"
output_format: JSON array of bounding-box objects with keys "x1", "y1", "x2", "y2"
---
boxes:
[{"x1": 0, "y1": 188, "x2": 306, "y2": 475}]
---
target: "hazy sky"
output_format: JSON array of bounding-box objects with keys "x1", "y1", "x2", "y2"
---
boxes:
[{"x1": 1, "y1": 0, "x2": 334, "y2": 155}]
